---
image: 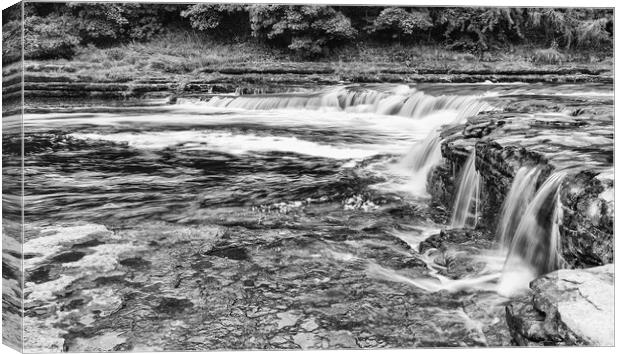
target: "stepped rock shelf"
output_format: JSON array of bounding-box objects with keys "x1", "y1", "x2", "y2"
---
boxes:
[
  {"x1": 427, "y1": 85, "x2": 614, "y2": 345},
  {"x1": 1, "y1": 60, "x2": 613, "y2": 113},
  {"x1": 2, "y1": 61, "x2": 614, "y2": 350}
]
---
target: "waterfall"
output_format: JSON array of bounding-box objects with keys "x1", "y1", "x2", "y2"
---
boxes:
[
  {"x1": 450, "y1": 151, "x2": 480, "y2": 228},
  {"x1": 395, "y1": 131, "x2": 443, "y2": 196},
  {"x1": 496, "y1": 166, "x2": 542, "y2": 247},
  {"x1": 505, "y1": 171, "x2": 565, "y2": 274},
  {"x1": 401, "y1": 132, "x2": 442, "y2": 172},
  {"x1": 497, "y1": 171, "x2": 566, "y2": 295},
  {"x1": 206, "y1": 85, "x2": 493, "y2": 200},
  {"x1": 206, "y1": 85, "x2": 490, "y2": 120}
]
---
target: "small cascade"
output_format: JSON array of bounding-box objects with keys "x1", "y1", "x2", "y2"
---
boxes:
[
  {"x1": 496, "y1": 166, "x2": 542, "y2": 247},
  {"x1": 450, "y1": 151, "x2": 480, "y2": 229},
  {"x1": 206, "y1": 85, "x2": 490, "y2": 120},
  {"x1": 497, "y1": 171, "x2": 566, "y2": 295},
  {"x1": 401, "y1": 132, "x2": 442, "y2": 172},
  {"x1": 395, "y1": 132, "x2": 443, "y2": 196}
]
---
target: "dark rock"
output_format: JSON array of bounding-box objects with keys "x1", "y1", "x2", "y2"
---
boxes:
[
  {"x1": 119, "y1": 257, "x2": 151, "y2": 269},
  {"x1": 51, "y1": 251, "x2": 86, "y2": 263},
  {"x1": 27, "y1": 265, "x2": 53, "y2": 284},
  {"x1": 207, "y1": 246, "x2": 249, "y2": 261},
  {"x1": 155, "y1": 297, "x2": 194, "y2": 315}
]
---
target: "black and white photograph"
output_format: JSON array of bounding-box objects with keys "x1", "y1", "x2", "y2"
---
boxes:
[{"x1": 1, "y1": 0, "x2": 616, "y2": 351}]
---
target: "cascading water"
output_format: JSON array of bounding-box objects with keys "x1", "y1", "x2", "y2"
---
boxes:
[
  {"x1": 496, "y1": 166, "x2": 542, "y2": 247},
  {"x1": 450, "y1": 151, "x2": 480, "y2": 229},
  {"x1": 504, "y1": 171, "x2": 566, "y2": 273},
  {"x1": 206, "y1": 85, "x2": 490, "y2": 120},
  {"x1": 497, "y1": 171, "x2": 566, "y2": 295},
  {"x1": 395, "y1": 169, "x2": 567, "y2": 297},
  {"x1": 206, "y1": 85, "x2": 492, "y2": 199},
  {"x1": 399, "y1": 132, "x2": 442, "y2": 172}
]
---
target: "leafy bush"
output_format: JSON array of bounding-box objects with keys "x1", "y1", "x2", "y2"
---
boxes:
[
  {"x1": 432, "y1": 8, "x2": 524, "y2": 53},
  {"x1": 523, "y1": 8, "x2": 613, "y2": 49},
  {"x1": 249, "y1": 5, "x2": 357, "y2": 57},
  {"x1": 181, "y1": 4, "x2": 250, "y2": 38},
  {"x1": 65, "y1": 3, "x2": 181, "y2": 44},
  {"x1": 368, "y1": 7, "x2": 432, "y2": 42},
  {"x1": 23, "y1": 14, "x2": 80, "y2": 60},
  {"x1": 14, "y1": 3, "x2": 616, "y2": 60},
  {"x1": 2, "y1": 20, "x2": 22, "y2": 64}
]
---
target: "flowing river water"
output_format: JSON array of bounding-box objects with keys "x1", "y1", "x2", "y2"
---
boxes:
[{"x1": 6, "y1": 82, "x2": 613, "y2": 350}]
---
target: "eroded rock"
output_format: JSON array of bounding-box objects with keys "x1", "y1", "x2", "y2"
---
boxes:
[{"x1": 506, "y1": 265, "x2": 614, "y2": 346}]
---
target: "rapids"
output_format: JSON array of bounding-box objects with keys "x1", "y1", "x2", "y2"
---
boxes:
[{"x1": 10, "y1": 82, "x2": 613, "y2": 349}]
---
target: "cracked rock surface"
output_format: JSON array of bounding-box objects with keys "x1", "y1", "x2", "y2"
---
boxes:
[
  {"x1": 20, "y1": 200, "x2": 511, "y2": 351},
  {"x1": 506, "y1": 265, "x2": 614, "y2": 346}
]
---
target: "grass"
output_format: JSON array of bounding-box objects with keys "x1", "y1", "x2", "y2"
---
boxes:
[{"x1": 22, "y1": 30, "x2": 613, "y2": 81}]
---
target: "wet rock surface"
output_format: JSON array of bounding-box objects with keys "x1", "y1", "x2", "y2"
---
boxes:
[
  {"x1": 9, "y1": 81, "x2": 614, "y2": 350},
  {"x1": 506, "y1": 265, "x2": 614, "y2": 346},
  {"x1": 430, "y1": 87, "x2": 614, "y2": 268},
  {"x1": 1, "y1": 59, "x2": 611, "y2": 111},
  {"x1": 21, "y1": 195, "x2": 514, "y2": 352}
]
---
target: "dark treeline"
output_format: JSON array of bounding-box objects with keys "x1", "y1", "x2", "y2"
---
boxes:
[{"x1": 4, "y1": 2, "x2": 614, "y2": 61}]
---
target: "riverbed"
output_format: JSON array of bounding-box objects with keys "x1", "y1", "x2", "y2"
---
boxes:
[{"x1": 4, "y1": 82, "x2": 613, "y2": 350}]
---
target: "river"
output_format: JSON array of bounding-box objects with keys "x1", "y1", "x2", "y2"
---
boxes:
[{"x1": 7, "y1": 82, "x2": 613, "y2": 350}]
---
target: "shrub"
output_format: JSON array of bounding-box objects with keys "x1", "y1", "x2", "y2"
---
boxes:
[
  {"x1": 368, "y1": 7, "x2": 432, "y2": 42},
  {"x1": 523, "y1": 8, "x2": 613, "y2": 49},
  {"x1": 65, "y1": 3, "x2": 181, "y2": 44},
  {"x1": 23, "y1": 14, "x2": 80, "y2": 60},
  {"x1": 249, "y1": 5, "x2": 357, "y2": 57},
  {"x1": 180, "y1": 4, "x2": 250, "y2": 38},
  {"x1": 432, "y1": 8, "x2": 523, "y2": 54},
  {"x1": 2, "y1": 19, "x2": 22, "y2": 64}
]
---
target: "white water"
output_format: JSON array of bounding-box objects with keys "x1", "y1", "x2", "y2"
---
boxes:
[
  {"x1": 450, "y1": 151, "x2": 480, "y2": 228},
  {"x1": 496, "y1": 167, "x2": 542, "y2": 247},
  {"x1": 206, "y1": 85, "x2": 491, "y2": 120},
  {"x1": 70, "y1": 130, "x2": 399, "y2": 160},
  {"x1": 502, "y1": 172, "x2": 566, "y2": 276},
  {"x1": 378, "y1": 167, "x2": 568, "y2": 298}
]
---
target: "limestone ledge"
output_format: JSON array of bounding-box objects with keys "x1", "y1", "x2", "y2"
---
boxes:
[
  {"x1": 506, "y1": 264, "x2": 614, "y2": 346},
  {"x1": 429, "y1": 94, "x2": 613, "y2": 268}
]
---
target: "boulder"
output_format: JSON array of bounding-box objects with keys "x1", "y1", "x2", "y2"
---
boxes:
[{"x1": 506, "y1": 265, "x2": 614, "y2": 346}]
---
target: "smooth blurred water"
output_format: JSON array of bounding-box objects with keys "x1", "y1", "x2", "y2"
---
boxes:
[{"x1": 9, "y1": 82, "x2": 613, "y2": 347}]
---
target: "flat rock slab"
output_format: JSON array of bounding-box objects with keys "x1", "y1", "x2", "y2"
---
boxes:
[{"x1": 506, "y1": 264, "x2": 614, "y2": 346}]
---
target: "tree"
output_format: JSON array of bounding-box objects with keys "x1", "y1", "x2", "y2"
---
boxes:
[
  {"x1": 368, "y1": 7, "x2": 433, "y2": 43},
  {"x1": 64, "y1": 3, "x2": 181, "y2": 44},
  {"x1": 248, "y1": 5, "x2": 357, "y2": 57},
  {"x1": 23, "y1": 14, "x2": 80, "y2": 60},
  {"x1": 431, "y1": 8, "x2": 524, "y2": 54},
  {"x1": 180, "y1": 4, "x2": 250, "y2": 38}
]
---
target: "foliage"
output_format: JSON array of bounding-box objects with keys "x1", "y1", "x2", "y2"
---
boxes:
[
  {"x1": 64, "y1": 3, "x2": 181, "y2": 44},
  {"x1": 180, "y1": 4, "x2": 250, "y2": 37},
  {"x1": 523, "y1": 8, "x2": 613, "y2": 49},
  {"x1": 248, "y1": 5, "x2": 357, "y2": 57},
  {"x1": 368, "y1": 7, "x2": 432, "y2": 42},
  {"x1": 432, "y1": 8, "x2": 524, "y2": 54},
  {"x1": 23, "y1": 14, "x2": 80, "y2": 60},
  {"x1": 2, "y1": 22, "x2": 21, "y2": 64},
  {"x1": 14, "y1": 3, "x2": 615, "y2": 59}
]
